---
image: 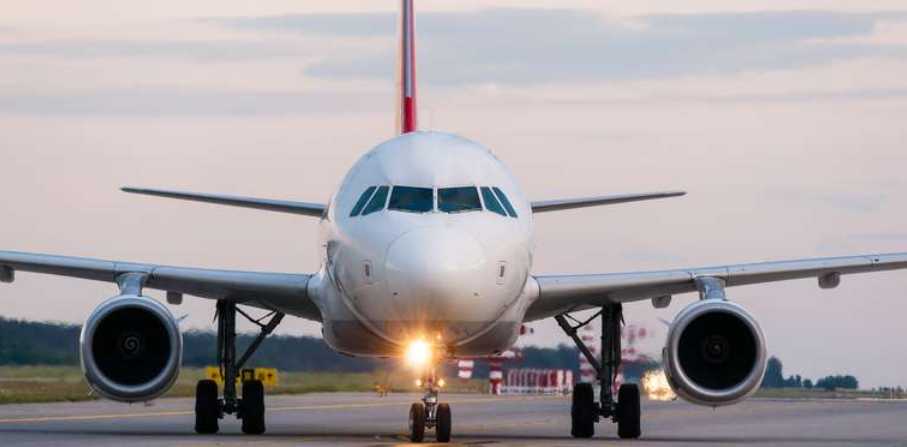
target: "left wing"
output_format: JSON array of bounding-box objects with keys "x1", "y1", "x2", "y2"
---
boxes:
[
  {"x1": 526, "y1": 252, "x2": 907, "y2": 320},
  {"x1": 0, "y1": 251, "x2": 320, "y2": 321}
]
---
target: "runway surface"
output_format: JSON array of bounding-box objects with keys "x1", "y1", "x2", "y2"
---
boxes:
[{"x1": 1, "y1": 392, "x2": 906, "y2": 446}]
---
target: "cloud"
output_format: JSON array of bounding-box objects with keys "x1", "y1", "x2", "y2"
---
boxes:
[
  {"x1": 763, "y1": 187, "x2": 890, "y2": 214},
  {"x1": 222, "y1": 9, "x2": 907, "y2": 84},
  {"x1": 0, "y1": 39, "x2": 304, "y2": 61},
  {"x1": 538, "y1": 88, "x2": 907, "y2": 105},
  {"x1": 0, "y1": 87, "x2": 385, "y2": 116},
  {"x1": 3, "y1": 9, "x2": 907, "y2": 85},
  {"x1": 3, "y1": 9, "x2": 907, "y2": 115}
]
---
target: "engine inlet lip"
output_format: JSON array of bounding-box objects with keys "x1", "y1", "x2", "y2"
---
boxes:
[
  {"x1": 665, "y1": 300, "x2": 767, "y2": 406},
  {"x1": 80, "y1": 295, "x2": 182, "y2": 402}
]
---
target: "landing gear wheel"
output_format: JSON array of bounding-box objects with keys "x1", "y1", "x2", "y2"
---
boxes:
[
  {"x1": 571, "y1": 382, "x2": 596, "y2": 438},
  {"x1": 195, "y1": 380, "x2": 220, "y2": 434},
  {"x1": 616, "y1": 383, "x2": 641, "y2": 439},
  {"x1": 409, "y1": 402, "x2": 426, "y2": 443},
  {"x1": 436, "y1": 403, "x2": 452, "y2": 443},
  {"x1": 241, "y1": 380, "x2": 266, "y2": 435}
]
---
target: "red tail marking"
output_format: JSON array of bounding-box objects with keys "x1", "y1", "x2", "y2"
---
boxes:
[{"x1": 398, "y1": 0, "x2": 417, "y2": 134}]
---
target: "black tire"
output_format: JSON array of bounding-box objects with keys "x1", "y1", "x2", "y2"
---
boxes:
[
  {"x1": 194, "y1": 380, "x2": 219, "y2": 434},
  {"x1": 409, "y1": 402, "x2": 426, "y2": 443},
  {"x1": 436, "y1": 403, "x2": 452, "y2": 443},
  {"x1": 617, "y1": 383, "x2": 641, "y2": 439},
  {"x1": 241, "y1": 380, "x2": 266, "y2": 435},
  {"x1": 571, "y1": 382, "x2": 596, "y2": 438}
]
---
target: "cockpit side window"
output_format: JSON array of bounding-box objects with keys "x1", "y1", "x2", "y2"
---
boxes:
[
  {"x1": 492, "y1": 187, "x2": 518, "y2": 218},
  {"x1": 439, "y1": 187, "x2": 482, "y2": 213},
  {"x1": 361, "y1": 185, "x2": 390, "y2": 216},
  {"x1": 350, "y1": 186, "x2": 377, "y2": 217},
  {"x1": 388, "y1": 186, "x2": 434, "y2": 213},
  {"x1": 480, "y1": 187, "x2": 507, "y2": 216}
]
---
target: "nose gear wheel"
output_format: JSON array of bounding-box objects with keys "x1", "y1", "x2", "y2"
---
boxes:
[{"x1": 408, "y1": 365, "x2": 453, "y2": 443}]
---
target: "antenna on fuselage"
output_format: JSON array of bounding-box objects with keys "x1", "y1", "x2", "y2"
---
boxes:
[{"x1": 396, "y1": 0, "x2": 418, "y2": 134}]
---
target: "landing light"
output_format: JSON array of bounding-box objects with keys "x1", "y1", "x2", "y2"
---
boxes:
[
  {"x1": 642, "y1": 369, "x2": 677, "y2": 401},
  {"x1": 405, "y1": 340, "x2": 432, "y2": 369}
]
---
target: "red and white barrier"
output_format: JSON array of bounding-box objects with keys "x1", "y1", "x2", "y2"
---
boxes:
[
  {"x1": 457, "y1": 360, "x2": 475, "y2": 379},
  {"x1": 501, "y1": 368, "x2": 573, "y2": 395},
  {"x1": 578, "y1": 324, "x2": 598, "y2": 383},
  {"x1": 489, "y1": 359, "x2": 504, "y2": 395}
]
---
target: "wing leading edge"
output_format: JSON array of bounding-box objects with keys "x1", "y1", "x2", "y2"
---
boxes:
[
  {"x1": 0, "y1": 250, "x2": 320, "y2": 321},
  {"x1": 526, "y1": 252, "x2": 907, "y2": 321}
]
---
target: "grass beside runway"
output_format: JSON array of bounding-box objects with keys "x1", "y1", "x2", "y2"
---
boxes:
[
  {"x1": 0, "y1": 366, "x2": 487, "y2": 404},
  {"x1": 754, "y1": 387, "x2": 906, "y2": 400},
  {"x1": 3, "y1": 365, "x2": 903, "y2": 405}
]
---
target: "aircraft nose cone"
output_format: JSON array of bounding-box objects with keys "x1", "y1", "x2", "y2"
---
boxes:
[{"x1": 385, "y1": 227, "x2": 488, "y2": 322}]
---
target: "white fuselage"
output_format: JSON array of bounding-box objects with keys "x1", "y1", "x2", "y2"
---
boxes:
[{"x1": 307, "y1": 132, "x2": 539, "y2": 357}]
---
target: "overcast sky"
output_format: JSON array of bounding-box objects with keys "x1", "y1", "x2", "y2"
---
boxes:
[{"x1": 1, "y1": 1, "x2": 907, "y2": 388}]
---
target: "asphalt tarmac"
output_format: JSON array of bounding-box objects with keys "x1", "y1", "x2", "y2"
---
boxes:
[{"x1": 1, "y1": 392, "x2": 906, "y2": 446}]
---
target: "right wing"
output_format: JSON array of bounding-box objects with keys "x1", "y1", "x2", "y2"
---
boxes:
[
  {"x1": 531, "y1": 191, "x2": 685, "y2": 213},
  {"x1": 526, "y1": 252, "x2": 907, "y2": 321},
  {"x1": 122, "y1": 187, "x2": 327, "y2": 217},
  {"x1": 0, "y1": 250, "x2": 320, "y2": 321}
]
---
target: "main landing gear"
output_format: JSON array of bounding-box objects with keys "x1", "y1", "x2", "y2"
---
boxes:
[
  {"x1": 195, "y1": 300, "x2": 284, "y2": 435},
  {"x1": 556, "y1": 303, "x2": 642, "y2": 440},
  {"x1": 409, "y1": 367, "x2": 452, "y2": 443}
]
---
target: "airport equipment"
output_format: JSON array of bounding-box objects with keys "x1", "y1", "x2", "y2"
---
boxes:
[{"x1": 206, "y1": 367, "x2": 278, "y2": 388}]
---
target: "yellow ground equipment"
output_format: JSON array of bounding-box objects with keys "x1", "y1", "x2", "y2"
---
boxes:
[{"x1": 205, "y1": 367, "x2": 278, "y2": 388}]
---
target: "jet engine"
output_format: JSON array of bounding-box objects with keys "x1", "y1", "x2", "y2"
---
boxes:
[
  {"x1": 663, "y1": 299, "x2": 767, "y2": 406},
  {"x1": 80, "y1": 295, "x2": 182, "y2": 402}
]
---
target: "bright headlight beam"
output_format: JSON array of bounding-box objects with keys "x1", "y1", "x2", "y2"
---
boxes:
[{"x1": 405, "y1": 340, "x2": 432, "y2": 369}]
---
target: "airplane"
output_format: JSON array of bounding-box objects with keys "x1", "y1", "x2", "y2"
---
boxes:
[{"x1": 2, "y1": 0, "x2": 906, "y2": 442}]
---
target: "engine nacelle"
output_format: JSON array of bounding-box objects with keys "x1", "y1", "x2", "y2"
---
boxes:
[
  {"x1": 663, "y1": 299, "x2": 767, "y2": 406},
  {"x1": 80, "y1": 295, "x2": 182, "y2": 402}
]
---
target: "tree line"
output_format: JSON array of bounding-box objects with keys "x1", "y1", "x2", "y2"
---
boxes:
[
  {"x1": 761, "y1": 356, "x2": 859, "y2": 390},
  {"x1": 0, "y1": 317, "x2": 385, "y2": 371},
  {"x1": 0, "y1": 318, "x2": 587, "y2": 373},
  {"x1": 1, "y1": 318, "x2": 861, "y2": 390}
]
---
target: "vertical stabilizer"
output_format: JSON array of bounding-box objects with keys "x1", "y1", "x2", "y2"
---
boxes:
[{"x1": 397, "y1": 0, "x2": 418, "y2": 134}]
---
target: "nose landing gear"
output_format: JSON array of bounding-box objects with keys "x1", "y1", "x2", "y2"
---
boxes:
[
  {"x1": 409, "y1": 367, "x2": 452, "y2": 443},
  {"x1": 556, "y1": 303, "x2": 642, "y2": 440}
]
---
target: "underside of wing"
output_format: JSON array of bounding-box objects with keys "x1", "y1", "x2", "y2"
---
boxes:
[
  {"x1": 0, "y1": 250, "x2": 320, "y2": 321},
  {"x1": 122, "y1": 187, "x2": 327, "y2": 218},
  {"x1": 526, "y1": 252, "x2": 907, "y2": 321},
  {"x1": 531, "y1": 191, "x2": 686, "y2": 213}
]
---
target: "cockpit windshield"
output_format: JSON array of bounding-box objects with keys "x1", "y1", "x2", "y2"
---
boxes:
[
  {"x1": 389, "y1": 186, "x2": 434, "y2": 213},
  {"x1": 361, "y1": 186, "x2": 389, "y2": 216},
  {"x1": 438, "y1": 187, "x2": 481, "y2": 213},
  {"x1": 493, "y1": 187, "x2": 518, "y2": 218},
  {"x1": 481, "y1": 187, "x2": 507, "y2": 216},
  {"x1": 350, "y1": 186, "x2": 377, "y2": 217},
  {"x1": 349, "y1": 185, "x2": 517, "y2": 218}
]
